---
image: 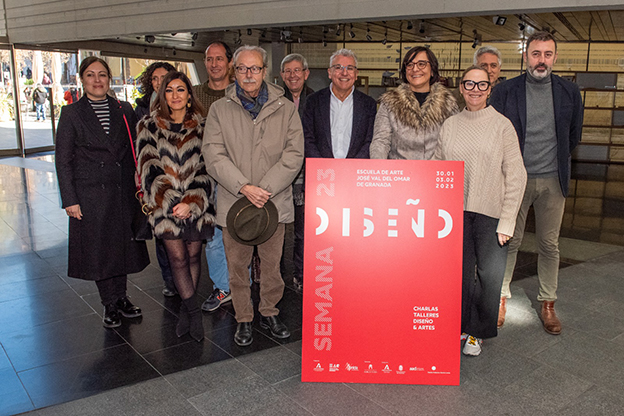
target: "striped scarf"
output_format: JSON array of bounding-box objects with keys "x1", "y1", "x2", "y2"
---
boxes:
[{"x1": 235, "y1": 81, "x2": 268, "y2": 119}]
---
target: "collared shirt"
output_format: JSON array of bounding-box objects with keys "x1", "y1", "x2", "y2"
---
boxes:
[{"x1": 329, "y1": 83, "x2": 354, "y2": 159}]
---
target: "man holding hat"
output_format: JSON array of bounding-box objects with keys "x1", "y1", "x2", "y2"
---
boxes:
[{"x1": 203, "y1": 45, "x2": 304, "y2": 347}]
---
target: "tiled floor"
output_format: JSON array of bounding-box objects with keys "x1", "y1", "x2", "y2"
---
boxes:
[{"x1": 1, "y1": 155, "x2": 624, "y2": 416}]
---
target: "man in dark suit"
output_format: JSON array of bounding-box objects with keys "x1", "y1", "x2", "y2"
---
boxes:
[
  {"x1": 303, "y1": 48, "x2": 377, "y2": 159},
  {"x1": 280, "y1": 53, "x2": 314, "y2": 292},
  {"x1": 490, "y1": 31, "x2": 583, "y2": 335}
]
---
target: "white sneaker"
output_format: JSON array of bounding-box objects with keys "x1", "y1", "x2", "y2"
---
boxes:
[{"x1": 463, "y1": 335, "x2": 483, "y2": 356}]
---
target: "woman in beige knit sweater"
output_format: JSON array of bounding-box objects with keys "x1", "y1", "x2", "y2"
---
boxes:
[{"x1": 435, "y1": 66, "x2": 527, "y2": 356}]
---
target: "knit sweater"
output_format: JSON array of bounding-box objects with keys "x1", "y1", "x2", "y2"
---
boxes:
[
  {"x1": 192, "y1": 82, "x2": 226, "y2": 117},
  {"x1": 435, "y1": 106, "x2": 527, "y2": 236}
]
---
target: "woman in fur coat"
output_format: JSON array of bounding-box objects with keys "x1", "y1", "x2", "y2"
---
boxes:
[
  {"x1": 370, "y1": 46, "x2": 459, "y2": 160},
  {"x1": 137, "y1": 71, "x2": 215, "y2": 342}
]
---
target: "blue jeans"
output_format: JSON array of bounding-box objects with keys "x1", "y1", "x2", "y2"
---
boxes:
[
  {"x1": 206, "y1": 226, "x2": 229, "y2": 291},
  {"x1": 35, "y1": 103, "x2": 45, "y2": 120}
]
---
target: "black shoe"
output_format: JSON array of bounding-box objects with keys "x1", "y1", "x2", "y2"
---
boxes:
[
  {"x1": 103, "y1": 304, "x2": 121, "y2": 328},
  {"x1": 260, "y1": 315, "x2": 290, "y2": 339},
  {"x1": 116, "y1": 297, "x2": 142, "y2": 318},
  {"x1": 162, "y1": 286, "x2": 177, "y2": 297},
  {"x1": 234, "y1": 322, "x2": 253, "y2": 346}
]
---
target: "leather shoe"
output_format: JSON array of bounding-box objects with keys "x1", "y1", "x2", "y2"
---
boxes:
[
  {"x1": 234, "y1": 322, "x2": 253, "y2": 346},
  {"x1": 116, "y1": 296, "x2": 142, "y2": 318},
  {"x1": 162, "y1": 286, "x2": 177, "y2": 297},
  {"x1": 497, "y1": 297, "x2": 507, "y2": 328},
  {"x1": 260, "y1": 315, "x2": 290, "y2": 339},
  {"x1": 541, "y1": 301, "x2": 562, "y2": 335},
  {"x1": 103, "y1": 304, "x2": 121, "y2": 328}
]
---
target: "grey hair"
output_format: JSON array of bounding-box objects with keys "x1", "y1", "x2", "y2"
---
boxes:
[
  {"x1": 473, "y1": 45, "x2": 502, "y2": 67},
  {"x1": 329, "y1": 48, "x2": 358, "y2": 68},
  {"x1": 233, "y1": 45, "x2": 268, "y2": 68},
  {"x1": 281, "y1": 53, "x2": 309, "y2": 72}
]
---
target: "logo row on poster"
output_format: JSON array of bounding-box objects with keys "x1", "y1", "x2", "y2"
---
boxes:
[{"x1": 312, "y1": 361, "x2": 451, "y2": 375}]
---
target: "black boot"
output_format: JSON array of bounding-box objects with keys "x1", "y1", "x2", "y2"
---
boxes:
[
  {"x1": 176, "y1": 303, "x2": 190, "y2": 338},
  {"x1": 115, "y1": 296, "x2": 142, "y2": 318},
  {"x1": 103, "y1": 304, "x2": 121, "y2": 328},
  {"x1": 184, "y1": 295, "x2": 204, "y2": 342}
]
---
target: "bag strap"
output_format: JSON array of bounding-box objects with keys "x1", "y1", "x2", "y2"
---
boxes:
[{"x1": 118, "y1": 100, "x2": 144, "y2": 198}]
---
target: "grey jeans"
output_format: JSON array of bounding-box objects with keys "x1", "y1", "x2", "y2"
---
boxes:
[{"x1": 501, "y1": 176, "x2": 565, "y2": 301}]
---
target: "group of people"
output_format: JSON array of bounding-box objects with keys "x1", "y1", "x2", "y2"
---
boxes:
[{"x1": 55, "y1": 29, "x2": 582, "y2": 354}]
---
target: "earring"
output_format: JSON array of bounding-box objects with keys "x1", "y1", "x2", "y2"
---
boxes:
[{"x1": 187, "y1": 100, "x2": 191, "y2": 108}]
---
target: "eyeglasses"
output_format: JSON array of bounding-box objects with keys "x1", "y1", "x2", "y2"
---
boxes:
[
  {"x1": 461, "y1": 80, "x2": 491, "y2": 91},
  {"x1": 235, "y1": 65, "x2": 265, "y2": 74},
  {"x1": 406, "y1": 60, "x2": 430, "y2": 71},
  {"x1": 330, "y1": 64, "x2": 357, "y2": 73},
  {"x1": 282, "y1": 68, "x2": 305, "y2": 75}
]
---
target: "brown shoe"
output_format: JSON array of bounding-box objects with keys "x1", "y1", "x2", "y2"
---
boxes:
[
  {"x1": 541, "y1": 301, "x2": 562, "y2": 335},
  {"x1": 497, "y1": 297, "x2": 507, "y2": 328}
]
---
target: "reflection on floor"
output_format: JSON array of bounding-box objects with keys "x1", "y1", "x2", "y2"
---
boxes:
[{"x1": 1, "y1": 156, "x2": 623, "y2": 415}]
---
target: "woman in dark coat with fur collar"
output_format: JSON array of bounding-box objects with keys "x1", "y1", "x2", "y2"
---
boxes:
[
  {"x1": 56, "y1": 57, "x2": 150, "y2": 329},
  {"x1": 370, "y1": 46, "x2": 458, "y2": 160},
  {"x1": 137, "y1": 71, "x2": 215, "y2": 342}
]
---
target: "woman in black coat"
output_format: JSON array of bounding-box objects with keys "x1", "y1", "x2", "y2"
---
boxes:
[
  {"x1": 55, "y1": 56, "x2": 150, "y2": 329},
  {"x1": 135, "y1": 61, "x2": 177, "y2": 297},
  {"x1": 135, "y1": 61, "x2": 175, "y2": 121}
]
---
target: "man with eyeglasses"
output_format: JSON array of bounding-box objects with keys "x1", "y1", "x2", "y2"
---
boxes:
[
  {"x1": 490, "y1": 31, "x2": 583, "y2": 335},
  {"x1": 191, "y1": 41, "x2": 235, "y2": 314},
  {"x1": 280, "y1": 53, "x2": 315, "y2": 292},
  {"x1": 203, "y1": 45, "x2": 304, "y2": 347},
  {"x1": 303, "y1": 48, "x2": 377, "y2": 160}
]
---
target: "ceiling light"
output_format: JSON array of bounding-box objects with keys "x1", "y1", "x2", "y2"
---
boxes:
[
  {"x1": 349, "y1": 23, "x2": 356, "y2": 39},
  {"x1": 247, "y1": 28, "x2": 252, "y2": 36},
  {"x1": 336, "y1": 24, "x2": 341, "y2": 37},
  {"x1": 493, "y1": 16, "x2": 507, "y2": 26},
  {"x1": 144, "y1": 35, "x2": 155, "y2": 44},
  {"x1": 406, "y1": 21, "x2": 413, "y2": 30},
  {"x1": 419, "y1": 20, "x2": 426, "y2": 34},
  {"x1": 366, "y1": 27, "x2": 372, "y2": 41}
]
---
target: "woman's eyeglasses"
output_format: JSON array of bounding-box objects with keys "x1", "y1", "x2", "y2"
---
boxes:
[
  {"x1": 406, "y1": 61, "x2": 430, "y2": 71},
  {"x1": 461, "y1": 80, "x2": 491, "y2": 91}
]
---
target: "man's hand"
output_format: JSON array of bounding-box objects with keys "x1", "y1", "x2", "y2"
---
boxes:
[
  {"x1": 240, "y1": 184, "x2": 271, "y2": 208},
  {"x1": 65, "y1": 204, "x2": 83, "y2": 220}
]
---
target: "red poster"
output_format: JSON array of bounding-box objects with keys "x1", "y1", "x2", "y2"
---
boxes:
[{"x1": 301, "y1": 159, "x2": 464, "y2": 385}]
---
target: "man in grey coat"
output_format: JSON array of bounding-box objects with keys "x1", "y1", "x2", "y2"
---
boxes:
[{"x1": 203, "y1": 45, "x2": 304, "y2": 347}]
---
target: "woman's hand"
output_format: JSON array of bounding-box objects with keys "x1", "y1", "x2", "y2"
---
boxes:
[
  {"x1": 498, "y1": 233, "x2": 512, "y2": 246},
  {"x1": 65, "y1": 204, "x2": 83, "y2": 220},
  {"x1": 172, "y1": 203, "x2": 191, "y2": 220}
]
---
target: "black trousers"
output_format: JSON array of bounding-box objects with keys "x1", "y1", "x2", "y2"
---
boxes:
[
  {"x1": 95, "y1": 275, "x2": 128, "y2": 306},
  {"x1": 462, "y1": 212, "x2": 508, "y2": 339},
  {"x1": 293, "y1": 203, "x2": 305, "y2": 280}
]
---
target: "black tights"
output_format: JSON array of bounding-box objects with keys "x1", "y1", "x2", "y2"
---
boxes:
[{"x1": 162, "y1": 239, "x2": 203, "y2": 301}]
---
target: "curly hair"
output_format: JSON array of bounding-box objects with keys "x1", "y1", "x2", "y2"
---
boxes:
[
  {"x1": 154, "y1": 71, "x2": 205, "y2": 121},
  {"x1": 138, "y1": 62, "x2": 175, "y2": 97}
]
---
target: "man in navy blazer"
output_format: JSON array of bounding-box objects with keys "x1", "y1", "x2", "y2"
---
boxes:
[
  {"x1": 490, "y1": 31, "x2": 583, "y2": 336},
  {"x1": 303, "y1": 48, "x2": 377, "y2": 159}
]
